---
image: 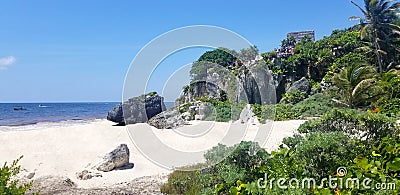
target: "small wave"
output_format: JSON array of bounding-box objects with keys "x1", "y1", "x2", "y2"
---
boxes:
[{"x1": 0, "y1": 118, "x2": 106, "y2": 131}]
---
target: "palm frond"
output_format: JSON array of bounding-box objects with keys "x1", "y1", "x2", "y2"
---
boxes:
[{"x1": 352, "y1": 0, "x2": 370, "y2": 16}]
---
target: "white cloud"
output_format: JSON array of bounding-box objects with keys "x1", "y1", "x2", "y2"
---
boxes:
[{"x1": 0, "y1": 56, "x2": 16, "y2": 70}]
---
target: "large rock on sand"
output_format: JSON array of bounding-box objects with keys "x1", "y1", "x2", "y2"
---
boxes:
[
  {"x1": 107, "y1": 93, "x2": 166, "y2": 125},
  {"x1": 107, "y1": 104, "x2": 124, "y2": 125},
  {"x1": 148, "y1": 109, "x2": 186, "y2": 129},
  {"x1": 95, "y1": 144, "x2": 130, "y2": 172}
]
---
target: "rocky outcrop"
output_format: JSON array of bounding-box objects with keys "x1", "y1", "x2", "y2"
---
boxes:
[
  {"x1": 107, "y1": 93, "x2": 166, "y2": 125},
  {"x1": 287, "y1": 77, "x2": 311, "y2": 95},
  {"x1": 27, "y1": 175, "x2": 167, "y2": 194},
  {"x1": 238, "y1": 104, "x2": 259, "y2": 125},
  {"x1": 28, "y1": 176, "x2": 76, "y2": 194},
  {"x1": 107, "y1": 104, "x2": 124, "y2": 125},
  {"x1": 147, "y1": 109, "x2": 186, "y2": 129},
  {"x1": 76, "y1": 170, "x2": 102, "y2": 180},
  {"x1": 95, "y1": 144, "x2": 131, "y2": 172},
  {"x1": 177, "y1": 101, "x2": 211, "y2": 121},
  {"x1": 176, "y1": 81, "x2": 222, "y2": 105},
  {"x1": 178, "y1": 56, "x2": 276, "y2": 107}
]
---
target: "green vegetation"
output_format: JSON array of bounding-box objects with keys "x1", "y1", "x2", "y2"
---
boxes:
[
  {"x1": 162, "y1": 109, "x2": 400, "y2": 194},
  {"x1": 280, "y1": 90, "x2": 307, "y2": 104},
  {"x1": 164, "y1": 0, "x2": 400, "y2": 194},
  {"x1": 298, "y1": 109, "x2": 398, "y2": 145},
  {"x1": 0, "y1": 156, "x2": 33, "y2": 195},
  {"x1": 350, "y1": 0, "x2": 400, "y2": 73},
  {"x1": 378, "y1": 98, "x2": 400, "y2": 119},
  {"x1": 333, "y1": 63, "x2": 382, "y2": 108},
  {"x1": 197, "y1": 97, "x2": 245, "y2": 122},
  {"x1": 146, "y1": 91, "x2": 158, "y2": 96},
  {"x1": 251, "y1": 92, "x2": 338, "y2": 121}
]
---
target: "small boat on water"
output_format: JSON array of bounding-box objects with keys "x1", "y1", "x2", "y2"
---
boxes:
[
  {"x1": 39, "y1": 104, "x2": 48, "y2": 108},
  {"x1": 14, "y1": 107, "x2": 27, "y2": 111}
]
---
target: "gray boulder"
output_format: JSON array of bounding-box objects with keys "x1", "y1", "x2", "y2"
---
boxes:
[
  {"x1": 287, "y1": 77, "x2": 311, "y2": 95},
  {"x1": 107, "y1": 104, "x2": 124, "y2": 125},
  {"x1": 148, "y1": 109, "x2": 186, "y2": 129},
  {"x1": 107, "y1": 93, "x2": 166, "y2": 125},
  {"x1": 95, "y1": 144, "x2": 130, "y2": 172}
]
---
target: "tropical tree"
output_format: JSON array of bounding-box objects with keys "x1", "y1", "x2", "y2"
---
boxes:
[
  {"x1": 379, "y1": 69, "x2": 400, "y2": 99},
  {"x1": 350, "y1": 0, "x2": 400, "y2": 73},
  {"x1": 333, "y1": 62, "x2": 383, "y2": 108}
]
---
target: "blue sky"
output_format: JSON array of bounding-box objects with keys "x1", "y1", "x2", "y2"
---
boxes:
[{"x1": 0, "y1": 0, "x2": 362, "y2": 102}]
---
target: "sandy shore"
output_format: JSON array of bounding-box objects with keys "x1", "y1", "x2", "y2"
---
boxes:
[{"x1": 0, "y1": 119, "x2": 305, "y2": 190}]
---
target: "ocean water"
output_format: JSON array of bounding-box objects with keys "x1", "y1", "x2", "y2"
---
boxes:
[
  {"x1": 0, "y1": 103, "x2": 119, "y2": 126},
  {"x1": 0, "y1": 102, "x2": 175, "y2": 127}
]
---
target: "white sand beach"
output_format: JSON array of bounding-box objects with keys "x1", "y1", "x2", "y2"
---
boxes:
[{"x1": 0, "y1": 119, "x2": 305, "y2": 189}]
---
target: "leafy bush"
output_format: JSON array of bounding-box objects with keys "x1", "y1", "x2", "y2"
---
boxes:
[
  {"x1": 226, "y1": 132, "x2": 362, "y2": 194},
  {"x1": 298, "y1": 109, "x2": 399, "y2": 145},
  {"x1": 291, "y1": 132, "x2": 360, "y2": 180},
  {"x1": 252, "y1": 93, "x2": 335, "y2": 122},
  {"x1": 199, "y1": 98, "x2": 244, "y2": 122},
  {"x1": 161, "y1": 141, "x2": 269, "y2": 195},
  {"x1": 339, "y1": 135, "x2": 400, "y2": 194},
  {"x1": 291, "y1": 92, "x2": 335, "y2": 117},
  {"x1": 253, "y1": 104, "x2": 300, "y2": 122},
  {"x1": 378, "y1": 98, "x2": 400, "y2": 119},
  {"x1": 160, "y1": 169, "x2": 200, "y2": 195},
  {"x1": 0, "y1": 156, "x2": 33, "y2": 195},
  {"x1": 280, "y1": 90, "x2": 307, "y2": 104}
]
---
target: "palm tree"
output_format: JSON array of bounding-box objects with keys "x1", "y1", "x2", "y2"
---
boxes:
[
  {"x1": 350, "y1": 0, "x2": 400, "y2": 73},
  {"x1": 378, "y1": 69, "x2": 400, "y2": 99},
  {"x1": 334, "y1": 62, "x2": 383, "y2": 108}
]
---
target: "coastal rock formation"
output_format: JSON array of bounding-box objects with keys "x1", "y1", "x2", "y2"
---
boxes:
[
  {"x1": 176, "y1": 81, "x2": 222, "y2": 105},
  {"x1": 95, "y1": 144, "x2": 130, "y2": 172},
  {"x1": 27, "y1": 175, "x2": 167, "y2": 194},
  {"x1": 107, "y1": 104, "x2": 124, "y2": 125},
  {"x1": 237, "y1": 66, "x2": 276, "y2": 105},
  {"x1": 238, "y1": 104, "x2": 260, "y2": 125},
  {"x1": 147, "y1": 109, "x2": 186, "y2": 129},
  {"x1": 28, "y1": 176, "x2": 76, "y2": 194},
  {"x1": 177, "y1": 54, "x2": 276, "y2": 107},
  {"x1": 177, "y1": 101, "x2": 210, "y2": 121},
  {"x1": 107, "y1": 93, "x2": 166, "y2": 125},
  {"x1": 287, "y1": 77, "x2": 311, "y2": 95},
  {"x1": 76, "y1": 170, "x2": 102, "y2": 180}
]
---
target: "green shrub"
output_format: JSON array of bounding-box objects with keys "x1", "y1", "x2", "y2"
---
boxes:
[
  {"x1": 291, "y1": 132, "x2": 360, "y2": 180},
  {"x1": 298, "y1": 109, "x2": 399, "y2": 145},
  {"x1": 253, "y1": 104, "x2": 300, "y2": 121},
  {"x1": 162, "y1": 142, "x2": 269, "y2": 194},
  {"x1": 378, "y1": 98, "x2": 400, "y2": 119},
  {"x1": 199, "y1": 98, "x2": 245, "y2": 122},
  {"x1": 252, "y1": 93, "x2": 337, "y2": 122},
  {"x1": 338, "y1": 135, "x2": 400, "y2": 194},
  {"x1": 0, "y1": 156, "x2": 33, "y2": 195},
  {"x1": 160, "y1": 169, "x2": 201, "y2": 195},
  {"x1": 177, "y1": 102, "x2": 190, "y2": 114},
  {"x1": 280, "y1": 90, "x2": 307, "y2": 104},
  {"x1": 291, "y1": 93, "x2": 335, "y2": 117}
]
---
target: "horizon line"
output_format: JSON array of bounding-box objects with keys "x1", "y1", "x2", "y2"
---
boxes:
[{"x1": 0, "y1": 100, "x2": 177, "y2": 103}]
